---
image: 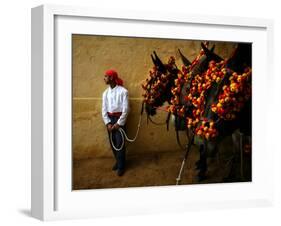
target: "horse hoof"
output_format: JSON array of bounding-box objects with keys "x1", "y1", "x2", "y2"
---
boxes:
[
  {"x1": 197, "y1": 175, "x2": 207, "y2": 182},
  {"x1": 197, "y1": 171, "x2": 207, "y2": 182}
]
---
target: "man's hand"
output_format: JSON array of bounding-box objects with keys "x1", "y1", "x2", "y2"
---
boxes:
[
  {"x1": 107, "y1": 123, "x2": 113, "y2": 132},
  {"x1": 112, "y1": 123, "x2": 120, "y2": 130}
]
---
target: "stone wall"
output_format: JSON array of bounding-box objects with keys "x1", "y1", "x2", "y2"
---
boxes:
[{"x1": 72, "y1": 35, "x2": 236, "y2": 160}]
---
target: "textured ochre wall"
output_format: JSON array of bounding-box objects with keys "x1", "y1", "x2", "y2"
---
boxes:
[{"x1": 72, "y1": 35, "x2": 236, "y2": 160}]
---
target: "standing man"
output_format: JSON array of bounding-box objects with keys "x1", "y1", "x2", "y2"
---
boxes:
[{"x1": 102, "y1": 69, "x2": 129, "y2": 176}]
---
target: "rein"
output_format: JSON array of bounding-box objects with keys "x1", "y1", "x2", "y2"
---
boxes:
[
  {"x1": 146, "y1": 106, "x2": 170, "y2": 126},
  {"x1": 176, "y1": 133, "x2": 195, "y2": 185},
  {"x1": 147, "y1": 115, "x2": 167, "y2": 126}
]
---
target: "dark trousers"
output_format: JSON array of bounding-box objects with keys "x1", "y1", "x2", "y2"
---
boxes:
[{"x1": 108, "y1": 115, "x2": 126, "y2": 170}]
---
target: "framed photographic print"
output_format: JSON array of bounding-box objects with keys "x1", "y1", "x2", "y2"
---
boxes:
[{"x1": 31, "y1": 4, "x2": 274, "y2": 221}]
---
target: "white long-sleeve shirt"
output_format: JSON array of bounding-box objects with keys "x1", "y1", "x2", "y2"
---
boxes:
[{"x1": 102, "y1": 85, "x2": 129, "y2": 126}]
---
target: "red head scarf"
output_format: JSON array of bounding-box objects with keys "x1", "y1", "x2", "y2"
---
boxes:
[{"x1": 105, "y1": 69, "x2": 123, "y2": 86}]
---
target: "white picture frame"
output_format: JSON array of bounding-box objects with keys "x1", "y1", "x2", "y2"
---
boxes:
[{"x1": 31, "y1": 4, "x2": 274, "y2": 221}]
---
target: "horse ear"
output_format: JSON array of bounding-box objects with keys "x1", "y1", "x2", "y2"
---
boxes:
[
  {"x1": 151, "y1": 54, "x2": 157, "y2": 66},
  {"x1": 236, "y1": 43, "x2": 252, "y2": 67},
  {"x1": 227, "y1": 43, "x2": 252, "y2": 72},
  {"x1": 201, "y1": 42, "x2": 211, "y2": 54},
  {"x1": 210, "y1": 45, "x2": 215, "y2": 52},
  {"x1": 178, "y1": 49, "x2": 191, "y2": 66},
  {"x1": 153, "y1": 51, "x2": 167, "y2": 73},
  {"x1": 153, "y1": 51, "x2": 162, "y2": 65},
  {"x1": 201, "y1": 42, "x2": 223, "y2": 62}
]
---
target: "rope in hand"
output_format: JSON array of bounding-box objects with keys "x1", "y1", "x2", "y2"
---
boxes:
[{"x1": 109, "y1": 113, "x2": 142, "y2": 151}]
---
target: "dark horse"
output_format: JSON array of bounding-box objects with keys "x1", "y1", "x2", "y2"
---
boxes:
[
  {"x1": 142, "y1": 52, "x2": 179, "y2": 117},
  {"x1": 142, "y1": 43, "x2": 227, "y2": 180},
  {"x1": 142, "y1": 42, "x2": 252, "y2": 183},
  {"x1": 188, "y1": 43, "x2": 252, "y2": 181}
]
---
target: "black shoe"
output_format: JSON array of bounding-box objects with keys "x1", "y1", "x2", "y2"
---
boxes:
[
  {"x1": 117, "y1": 169, "x2": 125, "y2": 176},
  {"x1": 112, "y1": 163, "x2": 118, "y2": 171}
]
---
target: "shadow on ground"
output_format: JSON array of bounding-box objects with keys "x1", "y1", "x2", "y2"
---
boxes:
[{"x1": 73, "y1": 139, "x2": 251, "y2": 190}]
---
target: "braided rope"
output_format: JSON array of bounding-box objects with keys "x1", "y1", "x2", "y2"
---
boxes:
[{"x1": 109, "y1": 113, "x2": 142, "y2": 151}]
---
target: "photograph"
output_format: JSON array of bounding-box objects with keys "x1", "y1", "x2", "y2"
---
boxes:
[
  {"x1": 72, "y1": 35, "x2": 252, "y2": 190},
  {"x1": 28, "y1": 1, "x2": 281, "y2": 222}
]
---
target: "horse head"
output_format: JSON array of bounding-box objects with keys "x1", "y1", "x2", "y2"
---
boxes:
[
  {"x1": 226, "y1": 42, "x2": 252, "y2": 73},
  {"x1": 169, "y1": 42, "x2": 224, "y2": 128},
  {"x1": 142, "y1": 51, "x2": 180, "y2": 116},
  {"x1": 192, "y1": 42, "x2": 252, "y2": 142}
]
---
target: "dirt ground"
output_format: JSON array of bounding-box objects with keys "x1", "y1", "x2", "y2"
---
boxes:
[{"x1": 73, "y1": 139, "x2": 252, "y2": 190}]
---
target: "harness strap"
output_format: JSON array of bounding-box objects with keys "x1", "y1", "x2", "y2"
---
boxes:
[
  {"x1": 147, "y1": 115, "x2": 167, "y2": 125},
  {"x1": 174, "y1": 115, "x2": 187, "y2": 151},
  {"x1": 166, "y1": 112, "x2": 171, "y2": 131}
]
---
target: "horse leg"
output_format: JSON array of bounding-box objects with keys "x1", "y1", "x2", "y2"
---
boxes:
[
  {"x1": 239, "y1": 132, "x2": 244, "y2": 180},
  {"x1": 195, "y1": 144, "x2": 203, "y2": 169},
  {"x1": 224, "y1": 130, "x2": 241, "y2": 181},
  {"x1": 176, "y1": 134, "x2": 194, "y2": 185},
  {"x1": 197, "y1": 144, "x2": 207, "y2": 181},
  {"x1": 195, "y1": 159, "x2": 202, "y2": 169},
  {"x1": 186, "y1": 129, "x2": 195, "y2": 146}
]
